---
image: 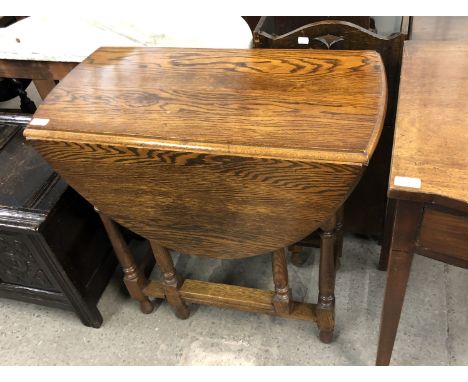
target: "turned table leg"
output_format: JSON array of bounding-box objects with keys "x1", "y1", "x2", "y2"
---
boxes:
[
  {"x1": 317, "y1": 215, "x2": 337, "y2": 343},
  {"x1": 150, "y1": 242, "x2": 190, "y2": 319},
  {"x1": 97, "y1": 210, "x2": 154, "y2": 314},
  {"x1": 272, "y1": 247, "x2": 292, "y2": 314},
  {"x1": 376, "y1": 200, "x2": 423, "y2": 365},
  {"x1": 334, "y1": 206, "x2": 344, "y2": 270},
  {"x1": 289, "y1": 244, "x2": 308, "y2": 267}
]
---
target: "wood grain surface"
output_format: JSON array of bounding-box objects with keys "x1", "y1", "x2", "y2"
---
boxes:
[
  {"x1": 26, "y1": 47, "x2": 386, "y2": 164},
  {"x1": 0, "y1": 59, "x2": 76, "y2": 80},
  {"x1": 253, "y1": 20, "x2": 402, "y2": 125},
  {"x1": 410, "y1": 17, "x2": 468, "y2": 41},
  {"x1": 389, "y1": 41, "x2": 468, "y2": 207},
  {"x1": 417, "y1": 207, "x2": 468, "y2": 262},
  {"x1": 252, "y1": 20, "x2": 407, "y2": 237},
  {"x1": 143, "y1": 278, "x2": 317, "y2": 321},
  {"x1": 25, "y1": 48, "x2": 386, "y2": 259},
  {"x1": 29, "y1": 140, "x2": 361, "y2": 258}
]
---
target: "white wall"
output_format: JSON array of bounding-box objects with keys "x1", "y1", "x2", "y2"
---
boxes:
[{"x1": 373, "y1": 16, "x2": 403, "y2": 35}]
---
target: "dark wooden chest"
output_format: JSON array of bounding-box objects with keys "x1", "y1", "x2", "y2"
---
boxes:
[{"x1": 0, "y1": 113, "x2": 116, "y2": 327}]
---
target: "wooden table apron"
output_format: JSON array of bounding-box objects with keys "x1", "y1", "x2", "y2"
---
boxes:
[
  {"x1": 0, "y1": 59, "x2": 77, "y2": 99},
  {"x1": 24, "y1": 47, "x2": 387, "y2": 337}
]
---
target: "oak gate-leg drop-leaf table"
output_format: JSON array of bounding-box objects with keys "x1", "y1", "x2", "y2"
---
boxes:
[{"x1": 24, "y1": 48, "x2": 386, "y2": 342}]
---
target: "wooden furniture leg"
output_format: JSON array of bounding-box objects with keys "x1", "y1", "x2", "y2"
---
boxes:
[
  {"x1": 271, "y1": 248, "x2": 292, "y2": 314},
  {"x1": 376, "y1": 200, "x2": 423, "y2": 365},
  {"x1": 378, "y1": 198, "x2": 397, "y2": 271},
  {"x1": 33, "y1": 79, "x2": 56, "y2": 100},
  {"x1": 317, "y1": 215, "x2": 337, "y2": 343},
  {"x1": 97, "y1": 210, "x2": 154, "y2": 314},
  {"x1": 150, "y1": 242, "x2": 190, "y2": 319},
  {"x1": 289, "y1": 244, "x2": 308, "y2": 266},
  {"x1": 334, "y1": 206, "x2": 344, "y2": 269},
  {"x1": 290, "y1": 205, "x2": 343, "y2": 270}
]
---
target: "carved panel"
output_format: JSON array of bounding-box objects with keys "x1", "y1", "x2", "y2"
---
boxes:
[
  {"x1": 313, "y1": 34, "x2": 344, "y2": 49},
  {"x1": 0, "y1": 232, "x2": 57, "y2": 291}
]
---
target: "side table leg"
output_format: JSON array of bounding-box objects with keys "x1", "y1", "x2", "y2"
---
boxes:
[
  {"x1": 376, "y1": 200, "x2": 423, "y2": 365},
  {"x1": 97, "y1": 210, "x2": 154, "y2": 314},
  {"x1": 272, "y1": 247, "x2": 292, "y2": 314},
  {"x1": 378, "y1": 198, "x2": 397, "y2": 271},
  {"x1": 334, "y1": 206, "x2": 344, "y2": 270},
  {"x1": 150, "y1": 242, "x2": 190, "y2": 319},
  {"x1": 317, "y1": 214, "x2": 337, "y2": 343}
]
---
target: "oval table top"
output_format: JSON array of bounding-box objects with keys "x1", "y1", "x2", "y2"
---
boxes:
[
  {"x1": 25, "y1": 48, "x2": 387, "y2": 258},
  {"x1": 26, "y1": 47, "x2": 386, "y2": 165}
]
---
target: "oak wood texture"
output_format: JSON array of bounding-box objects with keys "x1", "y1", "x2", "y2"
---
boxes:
[
  {"x1": 150, "y1": 241, "x2": 189, "y2": 319},
  {"x1": 377, "y1": 42, "x2": 468, "y2": 365},
  {"x1": 142, "y1": 278, "x2": 317, "y2": 322},
  {"x1": 25, "y1": 47, "x2": 386, "y2": 259},
  {"x1": 253, "y1": 18, "x2": 407, "y2": 238},
  {"x1": 410, "y1": 17, "x2": 468, "y2": 41},
  {"x1": 27, "y1": 48, "x2": 386, "y2": 163},
  {"x1": 389, "y1": 41, "x2": 468, "y2": 211},
  {"x1": 253, "y1": 20, "x2": 403, "y2": 127}
]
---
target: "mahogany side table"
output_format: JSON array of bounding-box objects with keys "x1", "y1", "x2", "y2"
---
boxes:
[
  {"x1": 376, "y1": 41, "x2": 468, "y2": 365},
  {"x1": 24, "y1": 47, "x2": 386, "y2": 341}
]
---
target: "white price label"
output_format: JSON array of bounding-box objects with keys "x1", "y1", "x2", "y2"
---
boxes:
[
  {"x1": 394, "y1": 176, "x2": 421, "y2": 189},
  {"x1": 30, "y1": 118, "x2": 50, "y2": 126},
  {"x1": 297, "y1": 36, "x2": 309, "y2": 45}
]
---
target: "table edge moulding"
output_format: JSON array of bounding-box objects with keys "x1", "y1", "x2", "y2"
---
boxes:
[{"x1": 24, "y1": 47, "x2": 387, "y2": 165}]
